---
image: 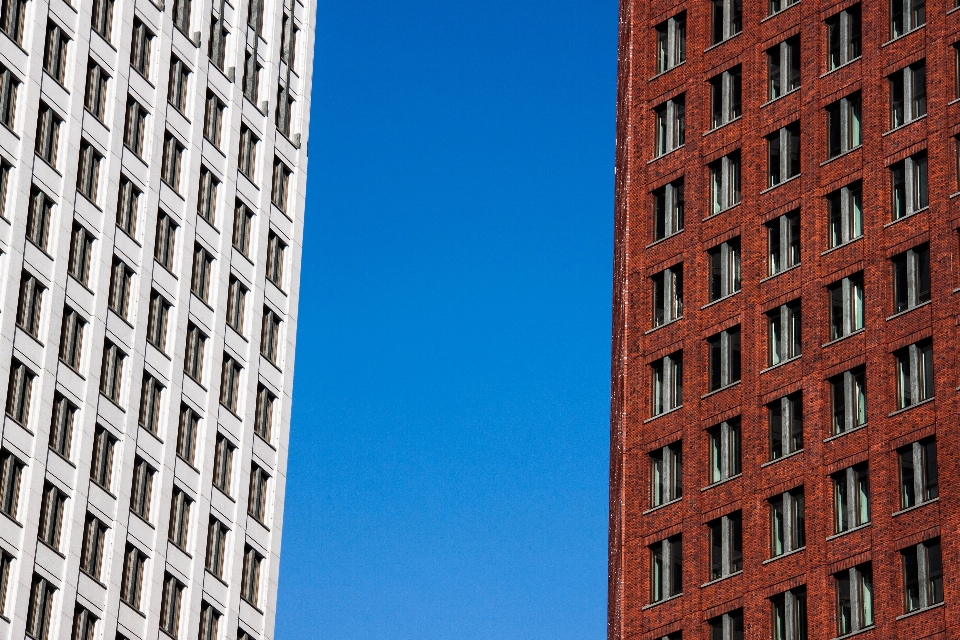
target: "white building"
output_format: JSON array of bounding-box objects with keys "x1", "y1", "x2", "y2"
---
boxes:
[{"x1": 0, "y1": 0, "x2": 313, "y2": 638}]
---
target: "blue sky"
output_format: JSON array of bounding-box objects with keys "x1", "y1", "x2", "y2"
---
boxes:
[{"x1": 276, "y1": 1, "x2": 618, "y2": 638}]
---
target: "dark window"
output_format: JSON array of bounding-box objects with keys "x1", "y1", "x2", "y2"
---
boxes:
[
  {"x1": 650, "y1": 441, "x2": 682, "y2": 507},
  {"x1": 769, "y1": 392, "x2": 802, "y2": 460}
]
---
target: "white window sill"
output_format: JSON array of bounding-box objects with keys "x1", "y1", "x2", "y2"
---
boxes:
[
  {"x1": 763, "y1": 546, "x2": 805, "y2": 565},
  {"x1": 827, "y1": 522, "x2": 871, "y2": 541},
  {"x1": 761, "y1": 448, "x2": 803, "y2": 468},
  {"x1": 824, "y1": 423, "x2": 868, "y2": 443},
  {"x1": 888, "y1": 397, "x2": 934, "y2": 417},
  {"x1": 702, "y1": 473, "x2": 741, "y2": 492},
  {"x1": 822, "y1": 328, "x2": 865, "y2": 348},
  {"x1": 886, "y1": 300, "x2": 930, "y2": 321},
  {"x1": 896, "y1": 601, "x2": 944, "y2": 621},
  {"x1": 892, "y1": 496, "x2": 938, "y2": 518}
]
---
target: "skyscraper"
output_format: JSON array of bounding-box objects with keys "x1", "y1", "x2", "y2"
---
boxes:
[
  {"x1": 610, "y1": 1, "x2": 955, "y2": 639},
  {"x1": 0, "y1": 0, "x2": 313, "y2": 638}
]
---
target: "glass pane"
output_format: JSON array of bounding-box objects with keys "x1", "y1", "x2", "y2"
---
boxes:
[
  {"x1": 928, "y1": 541, "x2": 943, "y2": 604},
  {"x1": 730, "y1": 514, "x2": 742, "y2": 572},
  {"x1": 923, "y1": 440, "x2": 938, "y2": 500}
]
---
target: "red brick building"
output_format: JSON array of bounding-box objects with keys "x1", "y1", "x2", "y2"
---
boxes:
[{"x1": 609, "y1": 1, "x2": 960, "y2": 639}]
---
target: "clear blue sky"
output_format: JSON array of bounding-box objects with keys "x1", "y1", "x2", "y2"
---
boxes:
[{"x1": 276, "y1": 1, "x2": 618, "y2": 638}]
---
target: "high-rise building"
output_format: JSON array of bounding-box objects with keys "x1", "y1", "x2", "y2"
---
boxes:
[
  {"x1": 610, "y1": 1, "x2": 956, "y2": 639},
  {"x1": 0, "y1": 0, "x2": 313, "y2": 639}
]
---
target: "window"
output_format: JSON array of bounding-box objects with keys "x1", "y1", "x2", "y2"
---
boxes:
[
  {"x1": 0, "y1": 450, "x2": 23, "y2": 519},
  {"x1": 161, "y1": 132, "x2": 185, "y2": 191},
  {"x1": 120, "y1": 543, "x2": 146, "y2": 609},
  {"x1": 38, "y1": 482, "x2": 66, "y2": 549},
  {"x1": 827, "y1": 182, "x2": 862, "y2": 248},
  {"x1": 206, "y1": 517, "x2": 228, "y2": 578},
  {"x1": 650, "y1": 442, "x2": 682, "y2": 507},
  {"x1": 826, "y1": 93, "x2": 862, "y2": 158},
  {"x1": 177, "y1": 404, "x2": 199, "y2": 464},
  {"x1": 221, "y1": 355, "x2": 242, "y2": 413},
  {"x1": 833, "y1": 463, "x2": 870, "y2": 533},
  {"x1": 107, "y1": 258, "x2": 133, "y2": 319},
  {"x1": 139, "y1": 373, "x2": 163, "y2": 433},
  {"x1": 272, "y1": 157, "x2": 292, "y2": 211},
  {"x1": 650, "y1": 536, "x2": 682, "y2": 602},
  {"x1": 769, "y1": 0, "x2": 798, "y2": 15},
  {"x1": 711, "y1": 0, "x2": 742, "y2": 44},
  {"x1": 130, "y1": 18, "x2": 153, "y2": 78},
  {"x1": 77, "y1": 140, "x2": 102, "y2": 202},
  {"x1": 43, "y1": 22, "x2": 69, "y2": 84},
  {"x1": 707, "y1": 419, "x2": 740, "y2": 485},
  {"x1": 830, "y1": 367, "x2": 866, "y2": 435},
  {"x1": 653, "y1": 95, "x2": 684, "y2": 157},
  {"x1": 80, "y1": 513, "x2": 107, "y2": 578},
  {"x1": 241, "y1": 544, "x2": 263, "y2": 605},
  {"x1": 0, "y1": 0, "x2": 25, "y2": 44},
  {"x1": 276, "y1": 82, "x2": 294, "y2": 137},
  {"x1": 26, "y1": 574, "x2": 55, "y2": 640},
  {"x1": 891, "y1": 0, "x2": 924, "y2": 39},
  {"x1": 59, "y1": 306, "x2": 85, "y2": 370},
  {"x1": 90, "y1": 425, "x2": 115, "y2": 490},
  {"x1": 895, "y1": 339, "x2": 934, "y2": 408},
  {"x1": 242, "y1": 49, "x2": 262, "y2": 104},
  {"x1": 651, "y1": 352, "x2": 682, "y2": 416},
  {"x1": 766, "y1": 211, "x2": 799, "y2": 276},
  {"x1": 769, "y1": 392, "x2": 802, "y2": 460},
  {"x1": 159, "y1": 573, "x2": 184, "y2": 638},
  {"x1": 212, "y1": 434, "x2": 234, "y2": 494},
  {"x1": 25, "y1": 190, "x2": 52, "y2": 252},
  {"x1": 233, "y1": 200, "x2": 253, "y2": 255},
  {"x1": 261, "y1": 307, "x2": 281, "y2": 364},
  {"x1": 117, "y1": 177, "x2": 140, "y2": 237},
  {"x1": 146, "y1": 290, "x2": 170, "y2": 352},
  {"x1": 708, "y1": 511, "x2": 742, "y2": 580},
  {"x1": 767, "y1": 37, "x2": 800, "y2": 100},
  {"x1": 35, "y1": 103, "x2": 62, "y2": 166},
  {"x1": 185, "y1": 323, "x2": 206, "y2": 381},
  {"x1": 709, "y1": 152, "x2": 741, "y2": 214},
  {"x1": 100, "y1": 341, "x2": 124, "y2": 402},
  {"x1": 198, "y1": 167, "x2": 219, "y2": 225},
  {"x1": 172, "y1": 0, "x2": 192, "y2": 35},
  {"x1": 168, "y1": 487, "x2": 192, "y2": 548},
  {"x1": 16, "y1": 271, "x2": 44, "y2": 337},
  {"x1": 770, "y1": 488, "x2": 805, "y2": 557},
  {"x1": 248, "y1": 464, "x2": 269, "y2": 522},
  {"x1": 709, "y1": 66, "x2": 741, "y2": 129},
  {"x1": 771, "y1": 588, "x2": 807, "y2": 640},
  {"x1": 6, "y1": 360, "x2": 34, "y2": 425},
  {"x1": 652, "y1": 264, "x2": 682, "y2": 327},
  {"x1": 0, "y1": 64, "x2": 17, "y2": 129},
  {"x1": 652, "y1": 179, "x2": 684, "y2": 241},
  {"x1": 91, "y1": 0, "x2": 113, "y2": 41},
  {"x1": 767, "y1": 300, "x2": 803, "y2": 367},
  {"x1": 168, "y1": 56, "x2": 189, "y2": 112},
  {"x1": 708, "y1": 610, "x2": 743, "y2": 640},
  {"x1": 203, "y1": 91, "x2": 224, "y2": 147},
  {"x1": 835, "y1": 564, "x2": 873, "y2": 636},
  {"x1": 130, "y1": 457, "x2": 154, "y2": 520},
  {"x1": 228, "y1": 276, "x2": 247, "y2": 333},
  {"x1": 68, "y1": 223, "x2": 94, "y2": 285},
  {"x1": 239, "y1": 124, "x2": 258, "y2": 179},
  {"x1": 191, "y1": 244, "x2": 214, "y2": 302},
  {"x1": 708, "y1": 238, "x2": 741, "y2": 301},
  {"x1": 0, "y1": 551, "x2": 11, "y2": 616},
  {"x1": 155, "y1": 212, "x2": 178, "y2": 270},
  {"x1": 123, "y1": 97, "x2": 147, "y2": 156},
  {"x1": 767, "y1": 123, "x2": 801, "y2": 187},
  {"x1": 73, "y1": 605, "x2": 97, "y2": 640},
  {"x1": 707, "y1": 325, "x2": 741, "y2": 391},
  {"x1": 267, "y1": 231, "x2": 286, "y2": 288},
  {"x1": 49, "y1": 394, "x2": 75, "y2": 458},
  {"x1": 281, "y1": 11, "x2": 298, "y2": 66},
  {"x1": 902, "y1": 538, "x2": 942, "y2": 612},
  {"x1": 209, "y1": 12, "x2": 228, "y2": 70},
  {"x1": 827, "y1": 5, "x2": 861, "y2": 70},
  {"x1": 890, "y1": 61, "x2": 926, "y2": 128},
  {"x1": 199, "y1": 602, "x2": 220, "y2": 640},
  {"x1": 892, "y1": 153, "x2": 929, "y2": 221},
  {"x1": 899, "y1": 437, "x2": 938, "y2": 509},
  {"x1": 255, "y1": 385, "x2": 275, "y2": 441},
  {"x1": 892, "y1": 244, "x2": 930, "y2": 313},
  {"x1": 828, "y1": 274, "x2": 864, "y2": 340}
]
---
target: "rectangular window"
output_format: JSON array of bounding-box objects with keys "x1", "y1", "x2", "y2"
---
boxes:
[
  {"x1": 0, "y1": 64, "x2": 17, "y2": 130},
  {"x1": 833, "y1": 463, "x2": 870, "y2": 533},
  {"x1": 902, "y1": 538, "x2": 942, "y2": 612},
  {"x1": 139, "y1": 373, "x2": 163, "y2": 433},
  {"x1": 49, "y1": 394, "x2": 75, "y2": 458},
  {"x1": 890, "y1": 61, "x2": 926, "y2": 129},
  {"x1": 242, "y1": 49, "x2": 262, "y2": 104},
  {"x1": 146, "y1": 291, "x2": 170, "y2": 353},
  {"x1": 827, "y1": 182, "x2": 863, "y2": 248},
  {"x1": 212, "y1": 433, "x2": 234, "y2": 495},
  {"x1": 38, "y1": 482, "x2": 65, "y2": 549},
  {"x1": 159, "y1": 573, "x2": 184, "y2": 638},
  {"x1": 895, "y1": 339, "x2": 934, "y2": 409},
  {"x1": 209, "y1": 12, "x2": 229, "y2": 71},
  {"x1": 708, "y1": 609, "x2": 743, "y2": 640},
  {"x1": 0, "y1": 450, "x2": 23, "y2": 519},
  {"x1": 161, "y1": 132, "x2": 185, "y2": 192},
  {"x1": 99, "y1": 341, "x2": 124, "y2": 402},
  {"x1": 267, "y1": 231, "x2": 286, "y2": 288},
  {"x1": 769, "y1": 0, "x2": 798, "y2": 15},
  {"x1": 84, "y1": 60, "x2": 107, "y2": 121},
  {"x1": 652, "y1": 264, "x2": 683, "y2": 327},
  {"x1": 707, "y1": 418, "x2": 740, "y2": 485},
  {"x1": 120, "y1": 543, "x2": 146, "y2": 609},
  {"x1": 220, "y1": 355, "x2": 242, "y2": 413},
  {"x1": 91, "y1": 0, "x2": 114, "y2": 41},
  {"x1": 770, "y1": 488, "x2": 805, "y2": 557},
  {"x1": 68, "y1": 223, "x2": 94, "y2": 285},
  {"x1": 199, "y1": 602, "x2": 220, "y2": 640},
  {"x1": 43, "y1": 22, "x2": 69, "y2": 84},
  {"x1": 826, "y1": 93, "x2": 862, "y2": 158},
  {"x1": 653, "y1": 95, "x2": 685, "y2": 157},
  {"x1": 26, "y1": 574, "x2": 55, "y2": 640},
  {"x1": 255, "y1": 385, "x2": 275, "y2": 441},
  {"x1": 59, "y1": 306, "x2": 85, "y2": 370},
  {"x1": 261, "y1": 307, "x2": 282, "y2": 364},
  {"x1": 79, "y1": 513, "x2": 107, "y2": 579},
  {"x1": 155, "y1": 212, "x2": 178, "y2": 270},
  {"x1": 205, "y1": 517, "x2": 228, "y2": 578},
  {"x1": 241, "y1": 545, "x2": 263, "y2": 605},
  {"x1": 70, "y1": 606, "x2": 94, "y2": 640},
  {"x1": 891, "y1": 0, "x2": 925, "y2": 39},
  {"x1": 835, "y1": 564, "x2": 873, "y2": 636},
  {"x1": 281, "y1": 11, "x2": 298, "y2": 67},
  {"x1": 168, "y1": 487, "x2": 192, "y2": 548},
  {"x1": 116, "y1": 177, "x2": 140, "y2": 237},
  {"x1": 167, "y1": 56, "x2": 190, "y2": 112},
  {"x1": 247, "y1": 0, "x2": 265, "y2": 32},
  {"x1": 767, "y1": 300, "x2": 802, "y2": 366},
  {"x1": 891, "y1": 153, "x2": 928, "y2": 220},
  {"x1": 766, "y1": 210, "x2": 800, "y2": 276},
  {"x1": 172, "y1": 0, "x2": 192, "y2": 34},
  {"x1": 233, "y1": 200, "x2": 253, "y2": 255},
  {"x1": 830, "y1": 367, "x2": 866, "y2": 435},
  {"x1": 0, "y1": 0, "x2": 26, "y2": 44},
  {"x1": 892, "y1": 244, "x2": 930, "y2": 313},
  {"x1": 16, "y1": 271, "x2": 44, "y2": 337},
  {"x1": 899, "y1": 437, "x2": 938, "y2": 509},
  {"x1": 707, "y1": 325, "x2": 741, "y2": 391},
  {"x1": 650, "y1": 441, "x2": 682, "y2": 507},
  {"x1": 276, "y1": 83, "x2": 295, "y2": 137},
  {"x1": 767, "y1": 36, "x2": 800, "y2": 100},
  {"x1": 248, "y1": 464, "x2": 269, "y2": 522},
  {"x1": 26, "y1": 188, "x2": 53, "y2": 250},
  {"x1": 711, "y1": 0, "x2": 742, "y2": 44},
  {"x1": 130, "y1": 457, "x2": 154, "y2": 521},
  {"x1": 771, "y1": 588, "x2": 807, "y2": 640},
  {"x1": 707, "y1": 511, "x2": 742, "y2": 580},
  {"x1": 0, "y1": 159, "x2": 10, "y2": 218},
  {"x1": 177, "y1": 404, "x2": 199, "y2": 464},
  {"x1": 90, "y1": 425, "x2": 115, "y2": 490},
  {"x1": 130, "y1": 18, "x2": 153, "y2": 78},
  {"x1": 769, "y1": 392, "x2": 803, "y2": 460},
  {"x1": 708, "y1": 237, "x2": 741, "y2": 301},
  {"x1": 652, "y1": 179, "x2": 684, "y2": 241},
  {"x1": 5, "y1": 360, "x2": 34, "y2": 426},
  {"x1": 651, "y1": 352, "x2": 682, "y2": 416},
  {"x1": 77, "y1": 140, "x2": 102, "y2": 202},
  {"x1": 239, "y1": 124, "x2": 258, "y2": 179},
  {"x1": 709, "y1": 66, "x2": 741, "y2": 129},
  {"x1": 272, "y1": 157, "x2": 292, "y2": 212},
  {"x1": 709, "y1": 152, "x2": 741, "y2": 214},
  {"x1": 198, "y1": 167, "x2": 219, "y2": 226},
  {"x1": 185, "y1": 323, "x2": 206, "y2": 381},
  {"x1": 828, "y1": 274, "x2": 864, "y2": 340},
  {"x1": 35, "y1": 103, "x2": 62, "y2": 166},
  {"x1": 123, "y1": 97, "x2": 147, "y2": 156},
  {"x1": 227, "y1": 276, "x2": 247, "y2": 334},
  {"x1": 767, "y1": 122, "x2": 801, "y2": 187},
  {"x1": 203, "y1": 91, "x2": 225, "y2": 147},
  {"x1": 191, "y1": 244, "x2": 213, "y2": 302},
  {"x1": 827, "y1": 5, "x2": 861, "y2": 70},
  {"x1": 650, "y1": 535, "x2": 682, "y2": 602}
]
